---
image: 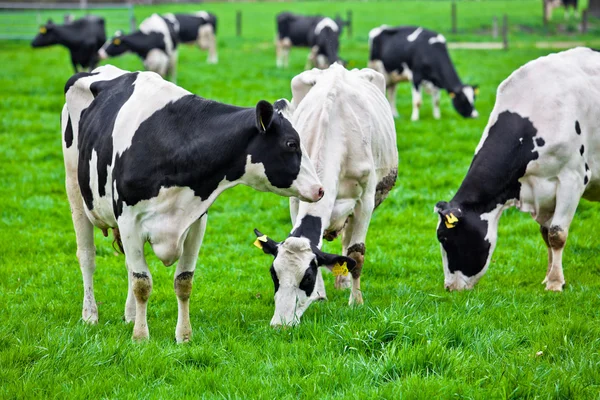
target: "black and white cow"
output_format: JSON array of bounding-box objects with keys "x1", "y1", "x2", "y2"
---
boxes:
[
  {"x1": 62, "y1": 65, "x2": 324, "y2": 341},
  {"x1": 276, "y1": 12, "x2": 344, "y2": 69},
  {"x1": 31, "y1": 16, "x2": 106, "y2": 73},
  {"x1": 254, "y1": 64, "x2": 398, "y2": 326},
  {"x1": 368, "y1": 25, "x2": 478, "y2": 121},
  {"x1": 436, "y1": 47, "x2": 599, "y2": 292},
  {"x1": 99, "y1": 14, "x2": 179, "y2": 82},
  {"x1": 163, "y1": 11, "x2": 218, "y2": 64},
  {"x1": 545, "y1": 0, "x2": 579, "y2": 21}
]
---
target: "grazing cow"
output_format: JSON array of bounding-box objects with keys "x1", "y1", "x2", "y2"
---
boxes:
[
  {"x1": 545, "y1": 0, "x2": 579, "y2": 20},
  {"x1": 435, "y1": 47, "x2": 600, "y2": 292},
  {"x1": 368, "y1": 25, "x2": 478, "y2": 121},
  {"x1": 163, "y1": 11, "x2": 218, "y2": 64},
  {"x1": 99, "y1": 14, "x2": 178, "y2": 82},
  {"x1": 276, "y1": 12, "x2": 344, "y2": 69},
  {"x1": 31, "y1": 16, "x2": 106, "y2": 73},
  {"x1": 62, "y1": 65, "x2": 324, "y2": 341},
  {"x1": 254, "y1": 64, "x2": 398, "y2": 326}
]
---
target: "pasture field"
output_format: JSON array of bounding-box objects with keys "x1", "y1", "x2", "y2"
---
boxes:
[{"x1": 1, "y1": 1, "x2": 600, "y2": 398}]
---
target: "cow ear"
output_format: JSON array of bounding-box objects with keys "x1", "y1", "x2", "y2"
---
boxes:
[
  {"x1": 253, "y1": 228, "x2": 279, "y2": 256},
  {"x1": 352, "y1": 68, "x2": 386, "y2": 95},
  {"x1": 291, "y1": 69, "x2": 322, "y2": 107},
  {"x1": 46, "y1": 18, "x2": 54, "y2": 25},
  {"x1": 435, "y1": 203, "x2": 463, "y2": 229},
  {"x1": 313, "y1": 247, "x2": 357, "y2": 275},
  {"x1": 473, "y1": 84, "x2": 480, "y2": 96},
  {"x1": 255, "y1": 100, "x2": 274, "y2": 133}
]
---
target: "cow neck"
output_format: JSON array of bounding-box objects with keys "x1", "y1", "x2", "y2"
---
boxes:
[
  {"x1": 52, "y1": 25, "x2": 81, "y2": 48},
  {"x1": 123, "y1": 31, "x2": 154, "y2": 56},
  {"x1": 430, "y1": 47, "x2": 463, "y2": 93}
]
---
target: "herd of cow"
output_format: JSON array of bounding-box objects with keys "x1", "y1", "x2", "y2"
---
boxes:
[
  {"x1": 30, "y1": 9, "x2": 599, "y2": 341},
  {"x1": 32, "y1": 10, "x2": 478, "y2": 121}
]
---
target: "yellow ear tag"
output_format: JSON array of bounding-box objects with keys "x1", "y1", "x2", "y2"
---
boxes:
[
  {"x1": 332, "y1": 262, "x2": 348, "y2": 277},
  {"x1": 113, "y1": 38, "x2": 121, "y2": 45},
  {"x1": 253, "y1": 235, "x2": 268, "y2": 249},
  {"x1": 259, "y1": 117, "x2": 266, "y2": 131},
  {"x1": 39, "y1": 27, "x2": 47, "y2": 34},
  {"x1": 474, "y1": 88, "x2": 480, "y2": 95},
  {"x1": 449, "y1": 92, "x2": 456, "y2": 99},
  {"x1": 444, "y1": 213, "x2": 459, "y2": 229}
]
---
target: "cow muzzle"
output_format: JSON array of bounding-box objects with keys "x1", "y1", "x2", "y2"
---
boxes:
[{"x1": 98, "y1": 48, "x2": 108, "y2": 60}]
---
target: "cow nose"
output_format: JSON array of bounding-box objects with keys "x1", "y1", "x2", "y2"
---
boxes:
[{"x1": 317, "y1": 187, "x2": 324, "y2": 199}]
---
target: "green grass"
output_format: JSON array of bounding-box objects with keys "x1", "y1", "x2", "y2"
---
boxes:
[{"x1": 1, "y1": 1, "x2": 600, "y2": 398}]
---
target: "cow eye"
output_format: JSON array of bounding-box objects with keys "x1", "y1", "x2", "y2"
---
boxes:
[{"x1": 286, "y1": 140, "x2": 298, "y2": 150}]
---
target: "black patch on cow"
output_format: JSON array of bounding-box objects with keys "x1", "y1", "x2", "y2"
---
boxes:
[
  {"x1": 437, "y1": 111, "x2": 540, "y2": 277},
  {"x1": 64, "y1": 71, "x2": 98, "y2": 94},
  {"x1": 64, "y1": 115, "x2": 74, "y2": 148},
  {"x1": 77, "y1": 73, "x2": 138, "y2": 211},
  {"x1": 347, "y1": 243, "x2": 366, "y2": 255},
  {"x1": 112, "y1": 95, "x2": 303, "y2": 217},
  {"x1": 132, "y1": 272, "x2": 148, "y2": 279},
  {"x1": 273, "y1": 99, "x2": 288, "y2": 113},
  {"x1": 174, "y1": 13, "x2": 217, "y2": 42},
  {"x1": 298, "y1": 260, "x2": 318, "y2": 297},
  {"x1": 175, "y1": 271, "x2": 194, "y2": 282},
  {"x1": 104, "y1": 31, "x2": 169, "y2": 60},
  {"x1": 580, "y1": 145, "x2": 584, "y2": 155},
  {"x1": 270, "y1": 264, "x2": 280, "y2": 293},
  {"x1": 584, "y1": 175, "x2": 589, "y2": 185},
  {"x1": 575, "y1": 120, "x2": 581, "y2": 134},
  {"x1": 536, "y1": 137, "x2": 546, "y2": 147},
  {"x1": 585, "y1": 163, "x2": 589, "y2": 171},
  {"x1": 291, "y1": 215, "x2": 322, "y2": 245}
]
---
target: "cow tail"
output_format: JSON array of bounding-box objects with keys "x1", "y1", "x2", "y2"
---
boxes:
[{"x1": 112, "y1": 227, "x2": 125, "y2": 254}]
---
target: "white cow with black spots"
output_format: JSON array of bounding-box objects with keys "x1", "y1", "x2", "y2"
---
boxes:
[
  {"x1": 254, "y1": 64, "x2": 398, "y2": 326},
  {"x1": 435, "y1": 47, "x2": 600, "y2": 292}
]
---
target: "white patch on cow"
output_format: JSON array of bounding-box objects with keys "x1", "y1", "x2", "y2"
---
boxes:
[
  {"x1": 140, "y1": 13, "x2": 175, "y2": 56},
  {"x1": 428, "y1": 34, "x2": 446, "y2": 45},
  {"x1": 368, "y1": 25, "x2": 388, "y2": 48},
  {"x1": 195, "y1": 11, "x2": 210, "y2": 20},
  {"x1": 163, "y1": 13, "x2": 180, "y2": 34},
  {"x1": 407, "y1": 27, "x2": 423, "y2": 42},
  {"x1": 463, "y1": 86, "x2": 475, "y2": 106},
  {"x1": 314, "y1": 17, "x2": 339, "y2": 35},
  {"x1": 85, "y1": 150, "x2": 115, "y2": 227}
]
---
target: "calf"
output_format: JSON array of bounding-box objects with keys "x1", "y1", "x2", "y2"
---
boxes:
[
  {"x1": 435, "y1": 47, "x2": 599, "y2": 292},
  {"x1": 31, "y1": 16, "x2": 105, "y2": 73},
  {"x1": 276, "y1": 12, "x2": 343, "y2": 69},
  {"x1": 254, "y1": 64, "x2": 398, "y2": 326},
  {"x1": 99, "y1": 14, "x2": 179, "y2": 82},
  {"x1": 368, "y1": 25, "x2": 478, "y2": 121},
  {"x1": 62, "y1": 65, "x2": 323, "y2": 341},
  {"x1": 163, "y1": 11, "x2": 218, "y2": 64}
]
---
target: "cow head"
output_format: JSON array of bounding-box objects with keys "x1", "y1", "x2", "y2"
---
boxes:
[
  {"x1": 31, "y1": 19, "x2": 58, "y2": 48},
  {"x1": 450, "y1": 85, "x2": 479, "y2": 118},
  {"x1": 99, "y1": 31, "x2": 128, "y2": 59},
  {"x1": 253, "y1": 229, "x2": 356, "y2": 327},
  {"x1": 244, "y1": 100, "x2": 323, "y2": 203},
  {"x1": 435, "y1": 201, "x2": 497, "y2": 291}
]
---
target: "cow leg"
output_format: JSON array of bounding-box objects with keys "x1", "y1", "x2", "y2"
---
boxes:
[
  {"x1": 276, "y1": 38, "x2": 283, "y2": 68},
  {"x1": 539, "y1": 226, "x2": 554, "y2": 285},
  {"x1": 174, "y1": 214, "x2": 207, "y2": 343},
  {"x1": 544, "y1": 178, "x2": 583, "y2": 291},
  {"x1": 431, "y1": 86, "x2": 441, "y2": 119},
  {"x1": 66, "y1": 175, "x2": 98, "y2": 323},
  {"x1": 282, "y1": 38, "x2": 291, "y2": 68},
  {"x1": 386, "y1": 84, "x2": 399, "y2": 118},
  {"x1": 340, "y1": 190, "x2": 375, "y2": 305},
  {"x1": 305, "y1": 46, "x2": 318, "y2": 70},
  {"x1": 207, "y1": 31, "x2": 218, "y2": 64},
  {"x1": 124, "y1": 261, "x2": 136, "y2": 323},
  {"x1": 410, "y1": 80, "x2": 423, "y2": 121},
  {"x1": 168, "y1": 50, "x2": 178, "y2": 84}
]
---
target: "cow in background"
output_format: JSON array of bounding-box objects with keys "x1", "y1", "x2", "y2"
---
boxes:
[
  {"x1": 436, "y1": 48, "x2": 599, "y2": 292},
  {"x1": 254, "y1": 64, "x2": 398, "y2": 326},
  {"x1": 369, "y1": 25, "x2": 478, "y2": 121},
  {"x1": 31, "y1": 16, "x2": 106, "y2": 73},
  {"x1": 99, "y1": 14, "x2": 179, "y2": 82},
  {"x1": 163, "y1": 11, "x2": 218, "y2": 64},
  {"x1": 545, "y1": 0, "x2": 579, "y2": 20},
  {"x1": 276, "y1": 12, "x2": 345, "y2": 69},
  {"x1": 62, "y1": 65, "x2": 323, "y2": 341}
]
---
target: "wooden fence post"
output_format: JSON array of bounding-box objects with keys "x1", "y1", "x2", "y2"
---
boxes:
[
  {"x1": 502, "y1": 14, "x2": 509, "y2": 50},
  {"x1": 492, "y1": 16, "x2": 498, "y2": 38},
  {"x1": 236, "y1": 11, "x2": 242, "y2": 37},
  {"x1": 582, "y1": 8, "x2": 588, "y2": 33},
  {"x1": 451, "y1": 0, "x2": 457, "y2": 33},
  {"x1": 346, "y1": 10, "x2": 352, "y2": 38}
]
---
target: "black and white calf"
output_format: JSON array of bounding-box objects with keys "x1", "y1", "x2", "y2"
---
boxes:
[
  {"x1": 62, "y1": 65, "x2": 323, "y2": 341},
  {"x1": 368, "y1": 25, "x2": 478, "y2": 121},
  {"x1": 276, "y1": 12, "x2": 343, "y2": 69},
  {"x1": 99, "y1": 14, "x2": 178, "y2": 82},
  {"x1": 163, "y1": 11, "x2": 218, "y2": 64},
  {"x1": 255, "y1": 64, "x2": 398, "y2": 326},
  {"x1": 436, "y1": 47, "x2": 599, "y2": 292},
  {"x1": 31, "y1": 16, "x2": 106, "y2": 73}
]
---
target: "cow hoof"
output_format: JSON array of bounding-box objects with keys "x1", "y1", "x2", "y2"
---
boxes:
[
  {"x1": 82, "y1": 309, "x2": 98, "y2": 325},
  {"x1": 349, "y1": 290, "x2": 364, "y2": 305},
  {"x1": 122, "y1": 314, "x2": 135, "y2": 324},
  {"x1": 176, "y1": 333, "x2": 192, "y2": 344},
  {"x1": 545, "y1": 281, "x2": 565, "y2": 292},
  {"x1": 132, "y1": 326, "x2": 149, "y2": 341},
  {"x1": 335, "y1": 275, "x2": 352, "y2": 290}
]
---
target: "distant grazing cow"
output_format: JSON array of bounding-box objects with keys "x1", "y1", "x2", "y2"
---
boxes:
[
  {"x1": 99, "y1": 14, "x2": 178, "y2": 82},
  {"x1": 368, "y1": 25, "x2": 478, "y2": 121},
  {"x1": 276, "y1": 12, "x2": 344, "y2": 69},
  {"x1": 62, "y1": 65, "x2": 323, "y2": 341},
  {"x1": 435, "y1": 47, "x2": 599, "y2": 292},
  {"x1": 545, "y1": 0, "x2": 579, "y2": 20},
  {"x1": 254, "y1": 64, "x2": 398, "y2": 326},
  {"x1": 163, "y1": 11, "x2": 218, "y2": 64},
  {"x1": 31, "y1": 16, "x2": 106, "y2": 73}
]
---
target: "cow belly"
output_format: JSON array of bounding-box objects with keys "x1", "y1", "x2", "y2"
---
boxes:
[{"x1": 518, "y1": 176, "x2": 558, "y2": 224}]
